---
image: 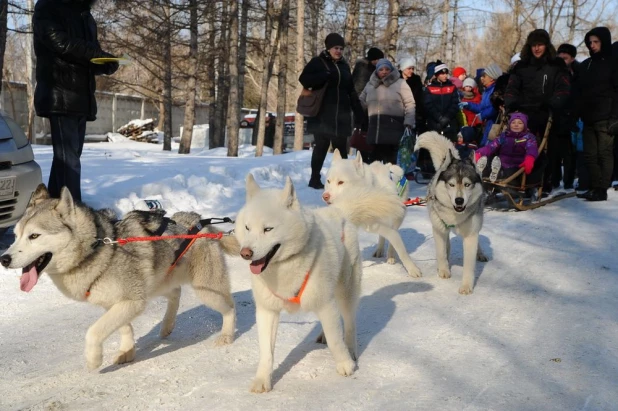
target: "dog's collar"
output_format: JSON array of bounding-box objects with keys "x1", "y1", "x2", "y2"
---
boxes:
[
  {"x1": 440, "y1": 218, "x2": 456, "y2": 230},
  {"x1": 427, "y1": 195, "x2": 456, "y2": 229}
]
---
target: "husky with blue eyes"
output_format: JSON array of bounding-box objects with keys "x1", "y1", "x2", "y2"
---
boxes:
[{"x1": 235, "y1": 174, "x2": 362, "y2": 393}]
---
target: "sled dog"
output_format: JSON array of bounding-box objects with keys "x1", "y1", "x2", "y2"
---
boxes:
[
  {"x1": 414, "y1": 131, "x2": 488, "y2": 294},
  {"x1": 322, "y1": 149, "x2": 421, "y2": 277},
  {"x1": 0, "y1": 185, "x2": 237, "y2": 369},
  {"x1": 235, "y1": 175, "x2": 362, "y2": 393}
]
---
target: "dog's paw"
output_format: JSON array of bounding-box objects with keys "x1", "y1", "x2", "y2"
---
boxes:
[
  {"x1": 406, "y1": 265, "x2": 422, "y2": 278},
  {"x1": 372, "y1": 249, "x2": 384, "y2": 258},
  {"x1": 336, "y1": 359, "x2": 356, "y2": 377},
  {"x1": 438, "y1": 268, "x2": 451, "y2": 279},
  {"x1": 160, "y1": 321, "x2": 176, "y2": 338},
  {"x1": 86, "y1": 352, "x2": 103, "y2": 371},
  {"x1": 315, "y1": 331, "x2": 327, "y2": 345},
  {"x1": 250, "y1": 377, "x2": 272, "y2": 393},
  {"x1": 214, "y1": 334, "x2": 234, "y2": 346},
  {"x1": 458, "y1": 284, "x2": 473, "y2": 295},
  {"x1": 476, "y1": 253, "x2": 489, "y2": 262},
  {"x1": 113, "y1": 348, "x2": 136, "y2": 365},
  {"x1": 386, "y1": 257, "x2": 396, "y2": 265}
]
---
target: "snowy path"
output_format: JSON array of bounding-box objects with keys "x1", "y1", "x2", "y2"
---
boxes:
[{"x1": 1, "y1": 143, "x2": 616, "y2": 410}]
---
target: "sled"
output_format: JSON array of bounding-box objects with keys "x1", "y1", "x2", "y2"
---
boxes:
[
  {"x1": 404, "y1": 196, "x2": 426, "y2": 207},
  {"x1": 482, "y1": 114, "x2": 576, "y2": 211}
]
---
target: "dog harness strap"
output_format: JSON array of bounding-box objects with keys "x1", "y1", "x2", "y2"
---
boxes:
[
  {"x1": 287, "y1": 271, "x2": 311, "y2": 304},
  {"x1": 168, "y1": 222, "x2": 206, "y2": 275}
]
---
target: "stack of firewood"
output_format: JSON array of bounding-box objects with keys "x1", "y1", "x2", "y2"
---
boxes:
[{"x1": 117, "y1": 119, "x2": 156, "y2": 142}]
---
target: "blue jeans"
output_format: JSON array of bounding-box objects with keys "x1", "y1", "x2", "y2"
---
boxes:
[{"x1": 48, "y1": 115, "x2": 87, "y2": 201}]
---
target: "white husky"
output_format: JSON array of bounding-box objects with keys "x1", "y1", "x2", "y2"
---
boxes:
[
  {"x1": 235, "y1": 175, "x2": 362, "y2": 393},
  {"x1": 322, "y1": 149, "x2": 421, "y2": 277}
]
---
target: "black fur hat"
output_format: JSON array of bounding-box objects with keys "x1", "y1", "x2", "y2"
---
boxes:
[
  {"x1": 557, "y1": 43, "x2": 577, "y2": 58},
  {"x1": 324, "y1": 33, "x2": 345, "y2": 50},
  {"x1": 526, "y1": 29, "x2": 551, "y2": 46}
]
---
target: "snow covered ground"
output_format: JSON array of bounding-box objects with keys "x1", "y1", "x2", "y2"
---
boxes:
[{"x1": 1, "y1": 141, "x2": 617, "y2": 410}]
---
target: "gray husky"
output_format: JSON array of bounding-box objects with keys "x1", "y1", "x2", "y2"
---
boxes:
[
  {"x1": 0, "y1": 185, "x2": 238, "y2": 369},
  {"x1": 414, "y1": 132, "x2": 488, "y2": 294}
]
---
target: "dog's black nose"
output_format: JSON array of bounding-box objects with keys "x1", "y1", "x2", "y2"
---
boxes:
[
  {"x1": 0, "y1": 254, "x2": 11, "y2": 268},
  {"x1": 455, "y1": 197, "x2": 464, "y2": 206}
]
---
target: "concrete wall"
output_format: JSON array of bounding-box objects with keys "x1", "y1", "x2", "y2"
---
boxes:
[{"x1": 0, "y1": 81, "x2": 209, "y2": 137}]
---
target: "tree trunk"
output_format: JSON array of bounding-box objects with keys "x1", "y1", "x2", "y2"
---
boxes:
[
  {"x1": 213, "y1": 1, "x2": 229, "y2": 148},
  {"x1": 226, "y1": 0, "x2": 240, "y2": 156},
  {"x1": 366, "y1": 0, "x2": 377, "y2": 47},
  {"x1": 441, "y1": 0, "x2": 449, "y2": 64},
  {"x1": 309, "y1": 0, "x2": 320, "y2": 56},
  {"x1": 25, "y1": 0, "x2": 36, "y2": 141},
  {"x1": 255, "y1": 0, "x2": 278, "y2": 157},
  {"x1": 0, "y1": 0, "x2": 8, "y2": 96},
  {"x1": 179, "y1": 0, "x2": 198, "y2": 154},
  {"x1": 162, "y1": 1, "x2": 173, "y2": 151},
  {"x1": 450, "y1": 0, "x2": 458, "y2": 66},
  {"x1": 567, "y1": 0, "x2": 577, "y2": 43},
  {"x1": 344, "y1": 0, "x2": 359, "y2": 63},
  {"x1": 207, "y1": 9, "x2": 217, "y2": 149},
  {"x1": 273, "y1": 0, "x2": 290, "y2": 155},
  {"x1": 238, "y1": 0, "x2": 249, "y2": 109},
  {"x1": 293, "y1": 0, "x2": 305, "y2": 151},
  {"x1": 385, "y1": 0, "x2": 399, "y2": 62}
]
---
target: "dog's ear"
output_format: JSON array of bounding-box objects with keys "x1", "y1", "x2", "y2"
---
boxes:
[
  {"x1": 468, "y1": 150, "x2": 476, "y2": 164},
  {"x1": 354, "y1": 152, "x2": 365, "y2": 176},
  {"x1": 245, "y1": 173, "x2": 261, "y2": 202},
  {"x1": 27, "y1": 184, "x2": 50, "y2": 209},
  {"x1": 55, "y1": 186, "x2": 76, "y2": 216},
  {"x1": 281, "y1": 176, "x2": 300, "y2": 210},
  {"x1": 332, "y1": 149, "x2": 342, "y2": 162}
]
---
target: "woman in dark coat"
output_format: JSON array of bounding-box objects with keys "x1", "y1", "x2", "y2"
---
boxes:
[{"x1": 299, "y1": 33, "x2": 364, "y2": 189}]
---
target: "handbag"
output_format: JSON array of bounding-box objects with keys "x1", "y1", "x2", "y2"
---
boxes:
[
  {"x1": 350, "y1": 128, "x2": 374, "y2": 152},
  {"x1": 487, "y1": 110, "x2": 505, "y2": 141},
  {"x1": 296, "y1": 58, "x2": 330, "y2": 117}
]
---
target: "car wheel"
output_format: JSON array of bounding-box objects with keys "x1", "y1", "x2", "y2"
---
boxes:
[{"x1": 240, "y1": 120, "x2": 249, "y2": 127}]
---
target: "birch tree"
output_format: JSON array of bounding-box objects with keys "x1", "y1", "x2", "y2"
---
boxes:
[
  {"x1": 226, "y1": 0, "x2": 240, "y2": 157},
  {"x1": 273, "y1": 0, "x2": 290, "y2": 155},
  {"x1": 0, "y1": 0, "x2": 7, "y2": 96},
  {"x1": 385, "y1": 0, "x2": 399, "y2": 62},
  {"x1": 293, "y1": 0, "x2": 305, "y2": 151},
  {"x1": 179, "y1": 0, "x2": 198, "y2": 154}
]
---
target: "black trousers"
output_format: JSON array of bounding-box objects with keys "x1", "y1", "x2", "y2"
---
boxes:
[
  {"x1": 372, "y1": 144, "x2": 399, "y2": 165},
  {"x1": 311, "y1": 132, "x2": 348, "y2": 178},
  {"x1": 551, "y1": 135, "x2": 576, "y2": 188},
  {"x1": 583, "y1": 120, "x2": 614, "y2": 189},
  {"x1": 48, "y1": 115, "x2": 87, "y2": 202}
]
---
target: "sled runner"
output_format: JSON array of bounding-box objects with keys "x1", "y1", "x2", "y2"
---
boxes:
[{"x1": 482, "y1": 115, "x2": 576, "y2": 211}]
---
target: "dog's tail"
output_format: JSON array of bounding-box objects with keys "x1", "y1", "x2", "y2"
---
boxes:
[
  {"x1": 171, "y1": 211, "x2": 239, "y2": 256},
  {"x1": 218, "y1": 234, "x2": 240, "y2": 256},
  {"x1": 414, "y1": 131, "x2": 460, "y2": 170}
]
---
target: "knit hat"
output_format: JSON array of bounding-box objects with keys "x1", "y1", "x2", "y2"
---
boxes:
[
  {"x1": 324, "y1": 33, "x2": 345, "y2": 50},
  {"x1": 459, "y1": 126, "x2": 477, "y2": 144},
  {"x1": 509, "y1": 112, "x2": 528, "y2": 130},
  {"x1": 483, "y1": 63, "x2": 503, "y2": 80},
  {"x1": 375, "y1": 58, "x2": 395, "y2": 72},
  {"x1": 453, "y1": 67, "x2": 466, "y2": 77},
  {"x1": 462, "y1": 77, "x2": 477, "y2": 89},
  {"x1": 557, "y1": 43, "x2": 577, "y2": 58},
  {"x1": 426, "y1": 62, "x2": 437, "y2": 79},
  {"x1": 526, "y1": 29, "x2": 551, "y2": 46},
  {"x1": 434, "y1": 63, "x2": 449, "y2": 75},
  {"x1": 366, "y1": 47, "x2": 384, "y2": 61},
  {"x1": 399, "y1": 58, "x2": 415, "y2": 71}
]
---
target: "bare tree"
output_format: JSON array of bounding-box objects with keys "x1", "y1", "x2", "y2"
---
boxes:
[
  {"x1": 273, "y1": 0, "x2": 290, "y2": 155},
  {"x1": 441, "y1": 0, "x2": 449, "y2": 64},
  {"x1": 255, "y1": 0, "x2": 278, "y2": 157},
  {"x1": 343, "y1": 0, "x2": 360, "y2": 63},
  {"x1": 179, "y1": 0, "x2": 198, "y2": 154},
  {"x1": 226, "y1": 0, "x2": 240, "y2": 157},
  {"x1": 293, "y1": 0, "x2": 305, "y2": 151},
  {"x1": 238, "y1": 0, "x2": 250, "y2": 109},
  {"x1": 0, "y1": 0, "x2": 7, "y2": 96},
  {"x1": 162, "y1": 1, "x2": 173, "y2": 151},
  {"x1": 212, "y1": 1, "x2": 229, "y2": 148},
  {"x1": 385, "y1": 0, "x2": 400, "y2": 61},
  {"x1": 25, "y1": 0, "x2": 35, "y2": 141}
]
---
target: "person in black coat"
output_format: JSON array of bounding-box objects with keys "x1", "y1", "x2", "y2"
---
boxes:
[
  {"x1": 504, "y1": 29, "x2": 570, "y2": 194},
  {"x1": 424, "y1": 63, "x2": 460, "y2": 142},
  {"x1": 399, "y1": 57, "x2": 425, "y2": 133},
  {"x1": 299, "y1": 33, "x2": 364, "y2": 189},
  {"x1": 574, "y1": 27, "x2": 618, "y2": 201},
  {"x1": 33, "y1": 0, "x2": 119, "y2": 202}
]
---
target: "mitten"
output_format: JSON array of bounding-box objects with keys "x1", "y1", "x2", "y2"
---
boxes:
[{"x1": 519, "y1": 155, "x2": 535, "y2": 175}]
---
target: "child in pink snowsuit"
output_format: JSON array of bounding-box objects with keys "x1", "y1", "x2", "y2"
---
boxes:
[{"x1": 475, "y1": 112, "x2": 539, "y2": 182}]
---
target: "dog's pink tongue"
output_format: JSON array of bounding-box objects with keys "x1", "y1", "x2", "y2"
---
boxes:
[
  {"x1": 249, "y1": 261, "x2": 265, "y2": 275},
  {"x1": 20, "y1": 264, "x2": 39, "y2": 292}
]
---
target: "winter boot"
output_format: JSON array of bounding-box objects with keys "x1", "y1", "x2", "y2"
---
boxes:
[
  {"x1": 585, "y1": 188, "x2": 608, "y2": 202},
  {"x1": 476, "y1": 156, "x2": 488, "y2": 175},
  {"x1": 308, "y1": 175, "x2": 324, "y2": 190},
  {"x1": 489, "y1": 156, "x2": 501, "y2": 183}
]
